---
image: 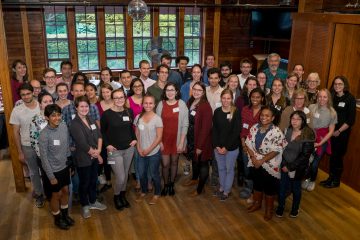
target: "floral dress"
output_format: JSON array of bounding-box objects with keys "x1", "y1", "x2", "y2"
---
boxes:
[{"x1": 29, "y1": 114, "x2": 48, "y2": 157}]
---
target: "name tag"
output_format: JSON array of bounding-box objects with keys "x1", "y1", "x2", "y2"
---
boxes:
[
  {"x1": 108, "y1": 160, "x2": 115, "y2": 165},
  {"x1": 314, "y1": 113, "x2": 320, "y2": 118},
  {"x1": 227, "y1": 114, "x2": 231, "y2": 119},
  {"x1": 215, "y1": 102, "x2": 222, "y2": 108},
  {"x1": 173, "y1": 107, "x2": 179, "y2": 113},
  {"x1": 307, "y1": 118, "x2": 310, "y2": 124},
  {"x1": 275, "y1": 105, "x2": 281, "y2": 111},
  {"x1": 138, "y1": 124, "x2": 144, "y2": 130},
  {"x1": 243, "y1": 123, "x2": 249, "y2": 129},
  {"x1": 54, "y1": 140, "x2": 60, "y2": 146},
  {"x1": 71, "y1": 114, "x2": 76, "y2": 120},
  {"x1": 338, "y1": 102, "x2": 345, "y2": 107},
  {"x1": 303, "y1": 107, "x2": 310, "y2": 114},
  {"x1": 123, "y1": 116, "x2": 130, "y2": 121},
  {"x1": 191, "y1": 110, "x2": 196, "y2": 116},
  {"x1": 90, "y1": 124, "x2": 96, "y2": 130}
]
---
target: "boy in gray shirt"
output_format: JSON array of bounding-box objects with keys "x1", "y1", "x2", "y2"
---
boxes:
[{"x1": 39, "y1": 104, "x2": 74, "y2": 230}]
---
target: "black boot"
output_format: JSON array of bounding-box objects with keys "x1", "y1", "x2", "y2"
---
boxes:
[
  {"x1": 320, "y1": 176, "x2": 333, "y2": 186},
  {"x1": 60, "y1": 208, "x2": 75, "y2": 226},
  {"x1": 114, "y1": 194, "x2": 124, "y2": 210},
  {"x1": 54, "y1": 212, "x2": 69, "y2": 230},
  {"x1": 120, "y1": 191, "x2": 130, "y2": 208},
  {"x1": 168, "y1": 182, "x2": 175, "y2": 196},
  {"x1": 161, "y1": 184, "x2": 169, "y2": 196}
]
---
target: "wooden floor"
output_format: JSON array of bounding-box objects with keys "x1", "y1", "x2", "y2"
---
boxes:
[{"x1": 1, "y1": 157, "x2": 360, "y2": 240}]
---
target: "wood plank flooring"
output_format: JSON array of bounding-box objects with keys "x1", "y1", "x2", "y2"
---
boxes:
[{"x1": 0, "y1": 158, "x2": 360, "y2": 240}]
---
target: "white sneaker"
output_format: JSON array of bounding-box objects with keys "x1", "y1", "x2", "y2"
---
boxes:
[
  {"x1": 307, "y1": 181, "x2": 315, "y2": 191},
  {"x1": 82, "y1": 206, "x2": 91, "y2": 218},
  {"x1": 98, "y1": 174, "x2": 106, "y2": 185},
  {"x1": 302, "y1": 179, "x2": 310, "y2": 190},
  {"x1": 183, "y1": 164, "x2": 190, "y2": 176},
  {"x1": 90, "y1": 200, "x2": 107, "y2": 211}
]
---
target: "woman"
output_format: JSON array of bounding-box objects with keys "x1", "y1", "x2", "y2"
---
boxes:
[
  {"x1": 266, "y1": 78, "x2": 288, "y2": 126},
  {"x1": 126, "y1": 78, "x2": 145, "y2": 191},
  {"x1": 55, "y1": 83, "x2": 71, "y2": 109},
  {"x1": 284, "y1": 73, "x2": 299, "y2": 104},
  {"x1": 245, "y1": 106, "x2": 286, "y2": 221},
  {"x1": 180, "y1": 64, "x2": 203, "y2": 103},
  {"x1": 156, "y1": 82, "x2": 188, "y2": 196},
  {"x1": 69, "y1": 96, "x2": 106, "y2": 219},
  {"x1": 320, "y1": 76, "x2": 356, "y2": 188},
  {"x1": 256, "y1": 71, "x2": 269, "y2": 95},
  {"x1": 71, "y1": 72, "x2": 89, "y2": 86},
  {"x1": 11, "y1": 59, "x2": 28, "y2": 104},
  {"x1": 85, "y1": 83, "x2": 98, "y2": 105},
  {"x1": 279, "y1": 88, "x2": 312, "y2": 132},
  {"x1": 96, "y1": 83, "x2": 114, "y2": 192},
  {"x1": 239, "y1": 88, "x2": 265, "y2": 200},
  {"x1": 303, "y1": 89, "x2": 337, "y2": 192},
  {"x1": 276, "y1": 111, "x2": 315, "y2": 218},
  {"x1": 135, "y1": 94, "x2": 163, "y2": 205},
  {"x1": 306, "y1": 72, "x2": 320, "y2": 105},
  {"x1": 226, "y1": 74, "x2": 241, "y2": 102},
  {"x1": 183, "y1": 82, "x2": 213, "y2": 196},
  {"x1": 213, "y1": 89, "x2": 241, "y2": 201},
  {"x1": 235, "y1": 76, "x2": 260, "y2": 114},
  {"x1": 101, "y1": 89, "x2": 137, "y2": 210}
]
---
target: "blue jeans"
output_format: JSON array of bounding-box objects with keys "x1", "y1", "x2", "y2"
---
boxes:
[
  {"x1": 309, "y1": 143, "x2": 327, "y2": 181},
  {"x1": 278, "y1": 171, "x2": 301, "y2": 211},
  {"x1": 77, "y1": 160, "x2": 98, "y2": 206},
  {"x1": 214, "y1": 148, "x2": 239, "y2": 194},
  {"x1": 138, "y1": 151, "x2": 161, "y2": 195}
]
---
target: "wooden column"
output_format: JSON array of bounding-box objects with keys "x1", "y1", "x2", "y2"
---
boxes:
[
  {"x1": 125, "y1": 9, "x2": 134, "y2": 69},
  {"x1": 213, "y1": 0, "x2": 221, "y2": 66},
  {"x1": 97, "y1": 7, "x2": 106, "y2": 68},
  {"x1": 67, "y1": 7, "x2": 78, "y2": 71},
  {"x1": 177, "y1": 8, "x2": 185, "y2": 56},
  {"x1": 20, "y1": 6, "x2": 33, "y2": 80},
  {"x1": 0, "y1": 3, "x2": 26, "y2": 192}
]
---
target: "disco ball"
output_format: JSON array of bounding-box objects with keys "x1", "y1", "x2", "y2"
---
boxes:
[{"x1": 128, "y1": 0, "x2": 148, "y2": 21}]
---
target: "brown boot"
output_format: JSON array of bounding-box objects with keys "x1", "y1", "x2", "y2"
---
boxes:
[
  {"x1": 264, "y1": 195, "x2": 275, "y2": 221},
  {"x1": 247, "y1": 191, "x2": 263, "y2": 213}
]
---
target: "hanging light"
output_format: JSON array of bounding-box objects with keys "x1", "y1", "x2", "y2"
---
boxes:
[{"x1": 128, "y1": 0, "x2": 148, "y2": 21}]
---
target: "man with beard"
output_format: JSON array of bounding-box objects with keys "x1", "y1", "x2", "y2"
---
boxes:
[
  {"x1": 150, "y1": 54, "x2": 182, "y2": 89},
  {"x1": 219, "y1": 62, "x2": 232, "y2": 87},
  {"x1": 176, "y1": 55, "x2": 192, "y2": 84},
  {"x1": 263, "y1": 53, "x2": 288, "y2": 89},
  {"x1": 202, "y1": 54, "x2": 215, "y2": 86}
]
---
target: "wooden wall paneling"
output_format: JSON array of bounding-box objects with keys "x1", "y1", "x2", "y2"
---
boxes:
[
  {"x1": 298, "y1": 0, "x2": 324, "y2": 13},
  {"x1": 0, "y1": 4, "x2": 26, "y2": 192},
  {"x1": 288, "y1": 18, "x2": 309, "y2": 73},
  {"x1": 20, "y1": 6, "x2": 33, "y2": 80},
  {"x1": 153, "y1": 7, "x2": 159, "y2": 37},
  {"x1": 97, "y1": 7, "x2": 106, "y2": 69},
  {"x1": 125, "y1": 9, "x2": 134, "y2": 70},
  {"x1": 177, "y1": 7, "x2": 184, "y2": 56},
  {"x1": 201, "y1": 8, "x2": 207, "y2": 66},
  {"x1": 212, "y1": 0, "x2": 221, "y2": 67},
  {"x1": 66, "y1": 7, "x2": 78, "y2": 71}
]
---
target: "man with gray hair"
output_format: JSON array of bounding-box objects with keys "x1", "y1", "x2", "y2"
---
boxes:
[{"x1": 263, "y1": 53, "x2": 288, "y2": 89}]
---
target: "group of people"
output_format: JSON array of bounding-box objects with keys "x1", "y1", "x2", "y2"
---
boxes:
[{"x1": 7, "y1": 52, "x2": 356, "y2": 230}]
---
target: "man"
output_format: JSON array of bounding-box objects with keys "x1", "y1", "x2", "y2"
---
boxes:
[
  {"x1": 219, "y1": 62, "x2": 232, "y2": 87},
  {"x1": 120, "y1": 70, "x2": 132, "y2": 96},
  {"x1": 139, "y1": 60, "x2": 155, "y2": 92},
  {"x1": 39, "y1": 104, "x2": 75, "y2": 230},
  {"x1": 42, "y1": 68, "x2": 58, "y2": 100},
  {"x1": 150, "y1": 54, "x2": 182, "y2": 89},
  {"x1": 15, "y1": 79, "x2": 42, "y2": 106},
  {"x1": 293, "y1": 64, "x2": 306, "y2": 89},
  {"x1": 57, "y1": 61, "x2": 73, "y2": 89},
  {"x1": 147, "y1": 64, "x2": 169, "y2": 104},
  {"x1": 237, "y1": 58, "x2": 255, "y2": 89},
  {"x1": 263, "y1": 53, "x2": 288, "y2": 89},
  {"x1": 202, "y1": 54, "x2": 215, "y2": 85},
  {"x1": 176, "y1": 55, "x2": 192, "y2": 84},
  {"x1": 10, "y1": 83, "x2": 44, "y2": 207},
  {"x1": 206, "y1": 68, "x2": 224, "y2": 113}
]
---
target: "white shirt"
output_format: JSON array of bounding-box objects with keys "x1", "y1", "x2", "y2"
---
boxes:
[
  {"x1": 237, "y1": 73, "x2": 255, "y2": 89},
  {"x1": 141, "y1": 77, "x2": 156, "y2": 92},
  {"x1": 206, "y1": 86, "x2": 224, "y2": 113}
]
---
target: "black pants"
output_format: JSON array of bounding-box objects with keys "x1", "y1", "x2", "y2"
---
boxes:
[
  {"x1": 192, "y1": 156, "x2": 209, "y2": 193},
  {"x1": 329, "y1": 130, "x2": 351, "y2": 182},
  {"x1": 251, "y1": 167, "x2": 279, "y2": 196},
  {"x1": 78, "y1": 160, "x2": 98, "y2": 206}
]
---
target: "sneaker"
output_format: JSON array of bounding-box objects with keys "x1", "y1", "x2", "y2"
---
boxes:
[
  {"x1": 239, "y1": 188, "x2": 251, "y2": 199},
  {"x1": 148, "y1": 195, "x2": 160, "y2": 205},
  {"x1": 212, "y1": 189, "x2": 223, "y2": 197},
  {"x1": 302, "y1": 179, "x2": 310, "y2": 190},
  {"x1": 98, "y1": 174, "x2": 107, "y2": 185},
  {"x1": 290, "y1": 209, "x2": 299, "y2": 218},
  {"x1": 275, "y1": 207, "x2": 284, "y2": 218},
  {"x1": 82, "y1": 206, "x2": 91, "y2": 219},
  {"x1": 183, "y1": 164, "x2": 191, "y2": 176},
  {"x1": 220, "y1": 193, "x2": 229, "y2": 202},
  {"x1": 35, "y1": 194, "x2": 45, "y2": 208},
  {"x1": 89, "y1": 201, "x2": 107, "y2": 211},
  {"x1": 307, "y1": 181, "x2": 315, "y2": 191}
]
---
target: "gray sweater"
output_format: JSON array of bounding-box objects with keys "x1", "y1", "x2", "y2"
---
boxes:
[{"x1": 39, "y1": 122, "x2": 71, "y2": 180}]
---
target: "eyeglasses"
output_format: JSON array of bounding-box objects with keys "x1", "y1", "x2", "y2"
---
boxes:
[
  {"x1": 308, "y1": 80, "x2": 318, "y2": 83},
  {"x1": 334, "y1": 83, "x2": 344, "y2": 86},
  {"x1": 44, "y1": 76, "x2": 56, "y2": 80},
  {"x1": 113, "y1": 96, "x2": 125, "y2": 100},
  {"x1": 192, "y1": 88, "x2": 203, "y2": 92}
]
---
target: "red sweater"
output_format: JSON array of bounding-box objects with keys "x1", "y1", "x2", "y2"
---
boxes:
[
  {"x1": 194, "y1": 102, "x2": 213, "y2": 161},
  {"x1": 240, "y1": 105, "x2": 261, "y2": 139}
]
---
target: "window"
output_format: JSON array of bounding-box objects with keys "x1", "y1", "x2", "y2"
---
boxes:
[
  {"x1": 184, "y1": 8, "x2": 202, "y2": 65},
  {"x1": 75, "y1": 6, "x2": 99, "y2": 71},
  {"x1": 159, "y1": 7, "x2": 177, "y2": 67},
  {"x1": 133, "y1": 13, "x2": 152, "y2": 67},
  {"x1": 104, "y1": 6, "x2": 126, "y2": 70},
  {"x1": 44, "y1": 6, "x2": 69, "y2": 72}
]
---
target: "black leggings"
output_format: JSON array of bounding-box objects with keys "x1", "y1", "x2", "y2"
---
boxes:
[
  {"x1": 251, "y1": 167, "x2": 279, "y2": 196},
  {"x1": 192, "y1": 159, "x2": 209, "y2": 193}
]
